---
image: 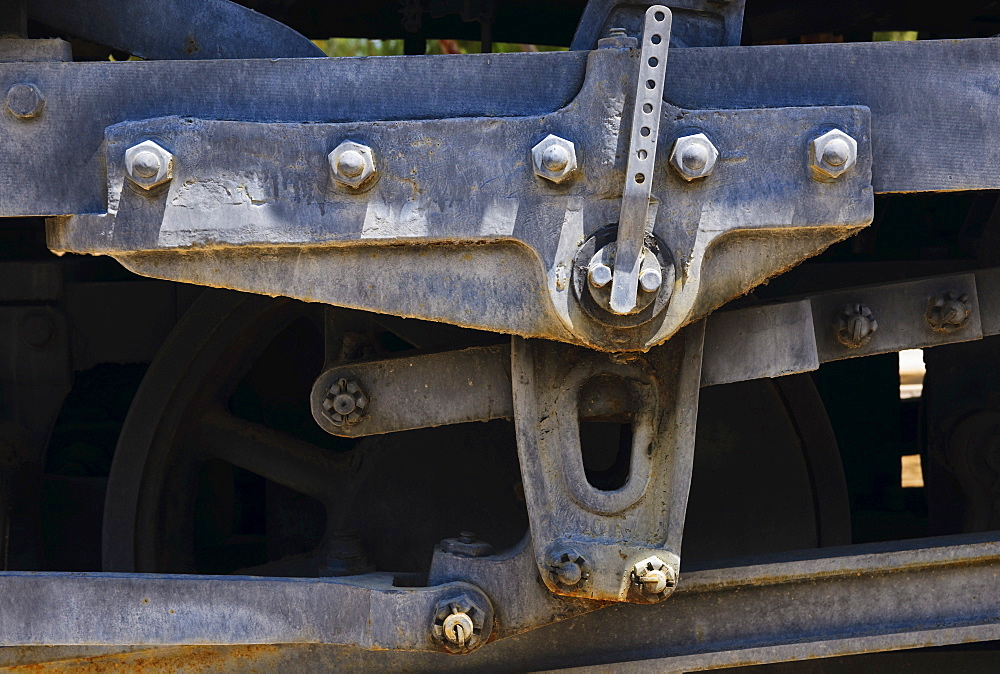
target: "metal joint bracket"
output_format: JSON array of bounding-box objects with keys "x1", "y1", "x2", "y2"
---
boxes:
[{"x1": 510, "y1": 324, "x2": 705, "y2": 603}]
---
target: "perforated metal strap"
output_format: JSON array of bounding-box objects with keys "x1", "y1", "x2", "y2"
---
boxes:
[{"x1": 609, "y1": 5, "x2": 672, "y2": 315}]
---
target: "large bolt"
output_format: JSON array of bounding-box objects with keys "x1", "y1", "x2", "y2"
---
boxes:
[
  {"x1": 669, "y1": 133, "x2": 718, "y2": 181},
  {"x1": 547, "y1": 549, "x2": 589, "y2": 588},
  {"x1": 632, "y1": 555, "x2": 676, "y2": 599},
  {"x1": 328, "y1": 140, "x2": 377, "y2": 189},
  {"x1": 431, "y1": 592, "x2": 492, "y2": 654},
  {"x1": 124, "y1": 140, "x2": 174, "y2": 190},
  {"x1": 5, "y1": 83, "x2": 43, "y2": 119},
  {"x1": 835, "y1": 303, "x2": 877, "y2": 348},
  {"x1": 926, "y1": 291, "x2": 971, "y2": 332},
  {"x1": 810, "y1": 128, "x2": 858, "y2": 180},
  {"x1": 322, "y1": 378, "x2": 369, "y2": 426},
  {"x1": 531, "y1": 134, "x2": 578, "y2": 184}
]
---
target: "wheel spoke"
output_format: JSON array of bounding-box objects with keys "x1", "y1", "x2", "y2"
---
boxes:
[{"x1": 191, "y1": 408, "x2": 348, "y2": 503}]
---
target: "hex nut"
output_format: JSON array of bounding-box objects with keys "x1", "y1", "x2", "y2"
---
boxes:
[
  {"x1": 926, "y1": 291, "x2": 971, "y2": 333},
  {"x1": 431, "y1": 592, "x2": 493, "y2": 653},
  {"x1": 124, "y1": 140, "x2": 174, "y2": 190},
  {"x1": 328, "y1": 140, "x2": 377, "y2": 188},
  {"x1": 631, "y1": 555, "x2": 677, "y2": 600},
  {"x1": 322, "y1": 378, "x2": 369, "y2": 426},
  {"x1": 669, "y1": 133, "x2": 718, "y2": 181},
  {"x1": 835, "y1": 303, "x2": 878, "y2": 348},
  {"x1": 811, "y1": 128, "x2": 858, "y2": 180},
  {"x1": 531, "y1": 134, "x2": 578, "y2": 183}
]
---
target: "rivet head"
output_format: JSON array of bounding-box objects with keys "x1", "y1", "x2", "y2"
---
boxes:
[
  {"x1": 531, "y1": 134, "x2": 578, "y2": 183},
  {"x1": 811, "y1": 128, "x2": 858, "y2": 180},
  {"x1": 328, "y1": 141, "x2": 377, "y2": 189},
  {"x1": 669, "y1": 133, "x2": 718, "y2": 181},
  {"x1": 6, "y1": 83, "x2": 43, "y2": 119},
  {"x1": 124, "y1": 140, "x2": 174, "y2": 190}
]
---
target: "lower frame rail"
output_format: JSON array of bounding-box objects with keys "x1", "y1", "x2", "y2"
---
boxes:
[
  {"x1": 555, "y1": 532, "x2": 1000, "y2": 671},
  {"x1": 0, "y1": 533, "x2": 997, "y2": 670}
]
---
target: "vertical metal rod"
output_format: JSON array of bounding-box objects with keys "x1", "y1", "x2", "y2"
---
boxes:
[{"x1": 609, "y1": 5, "x2": 672, "y2": 315}]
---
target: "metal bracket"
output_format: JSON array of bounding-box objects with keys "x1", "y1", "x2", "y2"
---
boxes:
[
  {"x1": 510, "y1": 323, "x2": 705, "y2": 602},
  {"x1": 608, "y1": 5, "x2": 671, "y2": 316}
]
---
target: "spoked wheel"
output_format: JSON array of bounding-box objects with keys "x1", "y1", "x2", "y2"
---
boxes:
[{"x1": 103, "y1": 290, "x2": 849, "y2": 575}]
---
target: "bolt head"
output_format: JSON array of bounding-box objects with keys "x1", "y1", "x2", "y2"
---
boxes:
[
  {"x1": 639, "y1": 267, "x2": 662, "y2": 293},
  {"x1": 125, "y1": 140, "x2": 174, "y2": 190},
  {"x1": 669, "y1": 133, "x2": 718, "y2": 181},
  {"x1": 329, "y1": 141, "x2": 377, "y2": 188},
  {"x1": 5, "y1": 83, "x2": 43, "y2": 119},
  {"x1": 588, "y1": 262, "x2": 613, "y2": 288},
  {"x1": 632, "y1": 555, "x2": 677, "y2": 599},
  {"x1": 322, "y1": 378, "x2": 369, "y2": 426},
  {"x1": 547, "y1": 548, "x2": 589, "y2": 588},
  {"x1": 431, "y1": 592, "x2": 493, "y2": 654},
  {"x1": 532, "y1": 134, "x2": 578, "y2": 183},
  {"x1": 811, "y1": 129, "x2": 858, "y2": 180},
  {"x1": 835, "y1": 303, "x2": 877, "y2": 348},
  {"x1": 926, "y1": 291, "x2": 972, "y2": 332}
]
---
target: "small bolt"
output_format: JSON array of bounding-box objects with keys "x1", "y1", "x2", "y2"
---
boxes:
[
  {"x1": 124, "y1": 140, "x2": 174, "y2": 190},
  {"x1": 131, "y1": 151, "x2": 161, "y2": 179},
  {"x1": 541, "y1": 144, "x2": 570, "y2": 172},
  {"x1": 822, "y1": 138, "x2": 851, "y2": 167},
  {"x1": 442, "y1": 609, "x2": 475, "y2": 648},
  {"x1": 588, "y1": 262, "x2": 613, "y2": 288},
  {"x1": 639, "y1": 267, "x2": 662, "y2": 293},
  {"x1": 680, "y1": 143, "x2": 709, "y2": 172},
  {"x1": 670, "y1": 133, "x2": 718, "y2": 181},
  {"x1": 926, "y1": 291, "x2": 972, "y2": 332},
  {"x1": 5, "y1": 83, "x2": 43, "y2": 119},
  {"x1": 632, "y1": 555, "x2": 676, "y2": 599},
  {"x1": 322, "y1": 378, "x2": 369, "y2": 426},
  {"x1": 835, "y1": 303, "x2": 877, "y2": 348},
  {"x1": 547, "y1": 549, "x2": 589, "y2": 588},
  {"x1": 598, "y1": 26, "x2": 637, "y2": 49},
  {"x1": 531, "y1": 134, "x2": 578, "y2": 183},
  {"x1": 432, "y1": 593, "x2": 491, "y2": 654},
  {"x1": 329, "y1": 141, "x2": 377, "y2": 189},
  {"x1": 811, "y1": 128, "x2": 858, "y2": 180},
  {"x1": 337, "y1": 150, "x2": 366, "y2": 178}
]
